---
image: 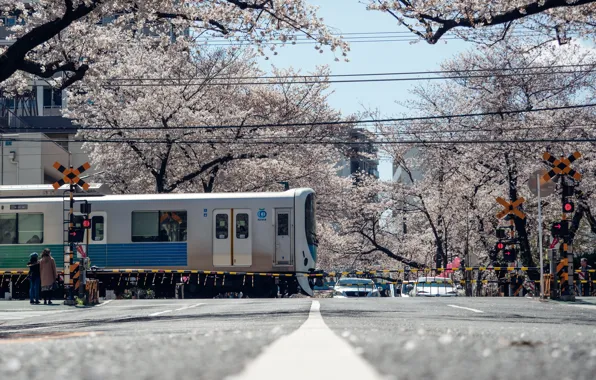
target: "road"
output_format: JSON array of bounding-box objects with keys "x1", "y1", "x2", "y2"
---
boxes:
[{"x1": 0, "y1": 298, "x2": 595, "y2": 380}]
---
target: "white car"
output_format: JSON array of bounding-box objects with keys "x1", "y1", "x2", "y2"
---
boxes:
[
  {"x1": 404, "y1": 277, "x2": 458, "y2": 297},
  {"x1": 332, "y1": 278, "x2": 381, "y2": 298}
]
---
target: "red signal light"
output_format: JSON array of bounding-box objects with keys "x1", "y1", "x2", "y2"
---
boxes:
[
  {"x1": 563, "y1": 202, "x2": 574, "y2": 212},
  {"x1": 82, "y1": 219, "x2": 91, "y2": 229},
  {"x1": 496, "y1": 242, "x2": 505, "y2": 250}
]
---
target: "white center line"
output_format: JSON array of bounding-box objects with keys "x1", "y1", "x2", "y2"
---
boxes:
[
  {"x1": 175, "y1": 303, "x2": 204, "y2": 312},
  {"x1": 447, "y1": 304, "x2": 484, "y2": 313},
  {"x1": 148, "y1": 309, "x2": 173, "y2": 317},
  {"x1": 227, "y1": 301, "x2": 384, "y2": 380}
]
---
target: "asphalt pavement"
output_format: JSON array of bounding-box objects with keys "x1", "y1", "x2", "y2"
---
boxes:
[{"x1": 0, "y1": 297, "x2": 594, "y2": 380}]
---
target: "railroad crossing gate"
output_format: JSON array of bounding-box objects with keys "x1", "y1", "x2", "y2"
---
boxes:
[
  {"x1": 52, "y1": 161, "x2": 92, "y2": 305},
  {"x1": 496, "y1": 197, "x2": 526, "y2": 220},
  {"x1": 542, "y1": 152, "x2": 582, "y2": 182},
  {"x1": 52, "y1": 162, "x2": 91, "y2": 190}
]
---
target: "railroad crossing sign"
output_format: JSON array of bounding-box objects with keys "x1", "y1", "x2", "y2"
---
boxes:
[
  {"x1": 496, "y1": 197, "x2": 526, "y2": 219},
  {"x1": 52, "y1": 162, "x2": 91, "y2": 190},
  {"x1": 542, "y1": 151, "x2": 582, "y2": 182}
]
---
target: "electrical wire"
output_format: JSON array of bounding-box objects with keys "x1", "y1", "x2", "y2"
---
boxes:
[
  {"x1": 2, "y1": 137, "x2": 596, "y2": 145},
  {"x1": 101, "y1": 70, "x2": 595, "y2": 87},
  {"x1": 36, "y1": 103, "x2": 596, "y2": 131},
  {"x1": 104, "y1": 64, "x2": 596, "y2": 82}
]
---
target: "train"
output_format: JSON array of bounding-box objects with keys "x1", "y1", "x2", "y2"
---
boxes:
[{"x1": 0, "y1": 187, "x2": 318, "y2": 298}]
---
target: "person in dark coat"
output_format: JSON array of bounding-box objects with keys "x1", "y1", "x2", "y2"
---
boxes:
[
  {"x1": 40, "y1": 248, "x2": 57, "y2": 305},
  {"x1": 27, "y1": 252, "x2": 41, "y2": 304}
]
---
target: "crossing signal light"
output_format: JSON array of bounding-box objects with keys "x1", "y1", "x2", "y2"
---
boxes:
[
  {"x1": 495, "y1": 242, "x2": 505, "y2": 251},
  {"x1": 563, "y1": 201, "x2": 574, "y2": 213},
  {"x1": 551, "y1": 221, "x2": 569, "y2": 238},
  {"x1": 496, "y1": 228, "x2": 506, "y2": 239},
  {"x1": 82, "y1": 219, "x2": 91, "y2": 229},
  {"x1": 503, "y1": 248, "x2": 517, "y2": 262}
]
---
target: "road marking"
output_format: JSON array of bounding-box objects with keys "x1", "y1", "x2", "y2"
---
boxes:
[
  {"x1": 174, "y1": 303, "x2": 204, "y2": 312},
  {"x1": 0, "y1": 310, "x2": 71, "y2": 321},
  {"x1": 227, "y1": 301, "x2": 384, "y2": 380},
  {"x1": 447, "y1": 305, "x2": 484, "y2": 313},
  {"x1": 565, "y1": 304, "x2": 596, "y2": 310},
  {"x1": 148, "y1": 310, "x2": 173, "y2": 317},
  {"x1": 95, "y1": 300, "x2": 113, "y2": 307}
]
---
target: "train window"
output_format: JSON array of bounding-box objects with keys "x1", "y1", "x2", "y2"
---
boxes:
[
  {"x1": 92, "y1": 216, "x2": 104, "y2": 241},
  {"x1": 216, "y1": 214, "x2": 228, "y2": 239},
  {"x1": 0, "y1": 214, "x2": 17, "y2": 244},
  {"x1": 132, "y1": 211, "x2": 187, "y2": 242},
  {"x1": 277, "y1": 213, "x2": 289, "y2": 236},
  {"x1": 0, "y1": 213, "x2": 44, "y2": 244},
  {"x1": 159, "y1": 211, "x2": 187, "y2": 242},
  {"x1": 236, "y1": 213, "x2": 249, "y2": 239},
  {"x1": 19, "y1": 214, "x2": 44, "y2": 244}
]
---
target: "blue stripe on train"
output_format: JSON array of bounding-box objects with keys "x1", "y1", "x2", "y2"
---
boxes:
[{"x1": 87, "y1": 243, "x2": 187, "y2": 267}]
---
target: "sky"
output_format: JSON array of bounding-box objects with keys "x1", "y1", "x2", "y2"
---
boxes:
[{"x1": 255, "y1": 0, "x2": 475, "y2": 180}]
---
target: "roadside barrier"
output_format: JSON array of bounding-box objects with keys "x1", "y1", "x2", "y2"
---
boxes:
[
  {"x1": 85, "y1": 279, "x2": 100, "y2": 305},
  {"x1": 1, "y1": 267, "x2": 595, "y2": 298}
]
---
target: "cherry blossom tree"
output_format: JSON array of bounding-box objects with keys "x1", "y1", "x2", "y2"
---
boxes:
[
  {"x1": 0, "y1": 0, "x2": 348, "y2": 91},
  {"x1": 380, "y1": 40, "x2": 596, "y2": 268},
  {"x1": 367, "y1": 0, "x2": 596, "y2": 45}
]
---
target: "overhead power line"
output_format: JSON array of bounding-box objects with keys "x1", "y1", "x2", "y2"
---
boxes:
[
  {"x1": 104, "y1": 64, "x2": 596, "y2": 82},
  {"x1": 52, "y1": 103, "x2": 596, "y2": 131},
  {"x1": 3, "y1": 137, "x2": 596, "y2": 145},
  {"x1": 102, "y1": 69, "x2": 595, "y2": 87}
]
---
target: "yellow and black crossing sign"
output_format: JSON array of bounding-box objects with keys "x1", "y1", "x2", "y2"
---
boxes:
[
  {"x1": 71, "y1": 262, "x2": 80, "y2": 290},
  {"x1": 496, "y1": 197, "x2": 526, "y2": 219},
  {"x1": 52, "y1": 162, "x2": 91, "y2": 190},
  {"x1": 542, "y1": 151, "x2": 582, "y2": 182}
]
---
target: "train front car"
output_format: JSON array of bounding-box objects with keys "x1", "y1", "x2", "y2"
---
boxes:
[{"x1": 294, "y1": 188, "x2": 318, "y2": 296}]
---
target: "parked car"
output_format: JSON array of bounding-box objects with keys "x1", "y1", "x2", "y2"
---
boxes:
[
  {"x1": 332, "y1": 278, "x2": 381, "y2": 298},
  {"x1": 403, "y1": 277, "x2": 458, "y2": 297}
]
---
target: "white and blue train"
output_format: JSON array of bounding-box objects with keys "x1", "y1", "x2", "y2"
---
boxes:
[{"x1": 0, "y1": 187, "x2": 318, "y2": 297}]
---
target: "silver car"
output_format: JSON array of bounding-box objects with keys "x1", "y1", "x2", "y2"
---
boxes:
[
  {"x1": 332, "y1": 278, "x2": 381, "y2": 298},
  {"x1": 406, "y1": 277, "x2": 458, "y2": 297}
]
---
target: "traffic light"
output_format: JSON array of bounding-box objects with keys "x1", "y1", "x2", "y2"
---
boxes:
[
  {"x1": 503, "y1": 248, "x2": 517, "y2": 262},
  {"x1": 80, "y1": 202, "x2": 92, "y2": 215},
  {"x1": 68, "y1": 229, "x2": 84, "y2": 243},
  {"x1": 551, "y1": 221, "x2": 569, "y2": 238},
  {"x1": 562, "y1": 201, "x2": 574, "y2": 213},
  {"x1": 495, "y1": 242, "x2": 505, "y2": 251},
  {"x1": 562, "y1": 183, "x2": 574, "y2": 197}
]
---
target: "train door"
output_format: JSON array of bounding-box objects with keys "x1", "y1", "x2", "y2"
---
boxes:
[
  {"x1": 275, "y1": 209, "x2": 293, "y2": 265},
  {"x1": 79, "y1": 212, "x2": 107, "y2": 263},
  {"x1": 213, "y1": 209, "x2": 252, "y2": 266}
]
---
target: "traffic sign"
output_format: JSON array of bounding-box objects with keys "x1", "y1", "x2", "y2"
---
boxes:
[
  {"x1": 52, "y1": 162, "x2": 91, "y2": 190},
  {"x1": 496, "y1": 197, "x2": 526, "y2": 219},
  {"x1": 542, "y1": 152, "x2": 582, "y2": 182},
  {"x1": 528, "y1": 169, "x2": 555, "y2": 197}
]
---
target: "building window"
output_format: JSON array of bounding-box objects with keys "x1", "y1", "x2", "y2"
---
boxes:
[
  {"x1": 215, "y1": 214, "x2": 229, "y2": 239},
  {"x1": 43, "y1": 88, "x2": 62, "y2": 108},
  {"x1": 0, "y1": 213, "x2": 44, "y2": 244},
  {"x1": 131, "y1": 211, "x2": 187, "y2": 242},
  {"x1": 236, "y1": 213, "x2": 249, "y2": 239},
  {"x1": 92, "y1": 216, "x2": 104, "y2": 241}
]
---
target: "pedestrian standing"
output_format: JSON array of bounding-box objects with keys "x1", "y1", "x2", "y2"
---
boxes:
[
  {"x1": 27, "y1": 252, "x2": 40, "y2": 304},
  {"x1": 39, "y1": 248, "x2": 57, "y2": 305},
  {"x1": 579, "y1": 258, "x2": 592, "y2": 296}
]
